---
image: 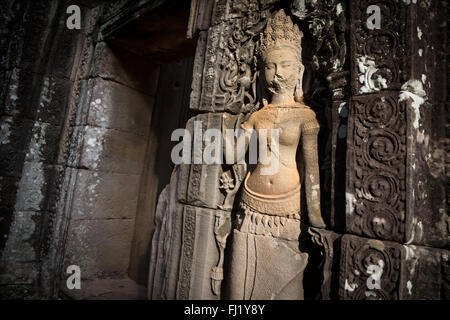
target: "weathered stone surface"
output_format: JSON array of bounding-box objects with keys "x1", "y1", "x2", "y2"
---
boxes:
[
  {"x1": 187, "y1": 0, "x2": 215, "y2": 37},
  {"x1": 176, "y1": 205, "x2": 230, "y2": 300},
  {"x1": 209, "y1": 0, "x2": 275, "y2": 26},
  {"x1": 0, "y1": 0, "x2": 446, "y2": 302},
  {"x1": 400, "y1": 244, "x2": 449, "y2": 300},
  {"x1": 14, "y1": 162, "x2": 51, "y2": 212},
  {"x1": 188, "y1": 31, "x2": 207, "y2": 112},
  {"x1": 177, "y1": 113, "x2": 225, "y2": 209},
  {"x1": 63, "y1": 218, "x2": 135, "y2": 280},
  {"x1": 189, "y1": 17, "x2": 264, "y2": 113},
  {"x1": 23, "y1": 122, "x2": 62, "y2": 164},
  {"x1": 339, "y1": 234, "x2": 450, "y2": 300},
  {"x1": 13, "y1": 1, "x2": 60, "y2": 74},
  {"x1": 61, "y1": 277, "x2": 147, "y2": 300},
  {"x1": 90, "y1": 41, "x2": 160, "y2": 96},
  {"x1": 0, "y1": 284, "x2": 38, "y2": 299},
  {"x1": 34, "y1": 77, "x2": 72, "y2": 127},
  {"x1": 0, "y1": 1, "x2": 104, "y2": 300},
  {"x1": 128, "y1": 56, "x2": 193, "y2": 287},
  {"x1": 0, "y1": 117, "x2": 32, "y2": 177},
  {"x1": 0, "y1": 176, "x2": 17, "y2": 209},
  {"x1": 346, "y1": 0, "x2": 448, "y2": 250},
  {"x1": 339, "y1": 234, "x2": 404, "y2": 300},
  {"x1": 346, "y1": 92, "x2": 408, "y2": 243},
  {"x1": 404, "y1": 98, "x2": 449, "y2": 248},
  {"x1": 0, "y1": 211, "x2": 41, "y2": 263},
  {"x1": 330, "y1": 99, "x2": 348, "y2": 231},
  {"x1": 308, "y1": 227, "x2": 342, "y2": 300},
  {"x1": 47, "y1": 23, "x2": 84, "y2": 81},
  {"x1": 1, "y1": 68, "x2": 35, "y2": 118},
  {"x1": 79, "y1": 126, "x2": 148, "y2": 174},
  {"x1": 349, "y1": 0, "x2": 407, "y2": 95},
  {"x1": 0, "y1": 261, "x2": 40, "y2": 286},
  {"x1": 71, "y1": 169, "x2": 140, "y2": 220},
  {"x1": 87, "y1": 78, "x2": 154, "y2": 136},
  {"x1": 148, "y1": 172, "x2": 184, "y2": 300}
]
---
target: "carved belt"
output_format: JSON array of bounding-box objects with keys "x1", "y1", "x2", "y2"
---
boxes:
[
  {"x1": 240, "y1": 174, "x2": 301, "y2": 217},
  {"x1": 236, "y1": 204, "x2": 301, "y2": 241}
]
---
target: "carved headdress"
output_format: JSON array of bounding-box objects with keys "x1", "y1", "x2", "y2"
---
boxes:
[{"x1": 259, "y1": 9, "x2": 303, "y2": 60}]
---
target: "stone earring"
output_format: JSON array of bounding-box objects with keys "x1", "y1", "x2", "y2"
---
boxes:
[
  {"x1": 294, "y1": 65, "x2": 304, "y2": 102},
  {"x1": 294, "y1": 76, "x2": 303, "y2": 102}
]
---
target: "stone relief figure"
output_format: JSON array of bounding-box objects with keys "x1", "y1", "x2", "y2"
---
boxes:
[{"x1": 225, "y1": 9, "x2": 326, "y2": 300}]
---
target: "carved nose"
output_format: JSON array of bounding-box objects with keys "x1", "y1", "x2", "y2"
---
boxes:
[{"x1": 274, "y1": 74, "x2": 283, "y2": 81}]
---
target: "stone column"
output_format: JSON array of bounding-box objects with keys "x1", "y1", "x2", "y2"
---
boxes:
[{"x1": 340, "y1": 0, "x2": 449, "y2": 299}]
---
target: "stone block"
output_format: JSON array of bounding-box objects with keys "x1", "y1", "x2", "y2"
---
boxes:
[
  {"x1": 90, "y1": 42, "x2": 160, "y2": 96},
  {"x1": 2, "y1": 68, "x2": 36, "y2": 119},
  {"x1": 0, "y1": 284, "x2": 38, "y2": 299},
  {"x1": 79, "y1": 126, "x2": 148, "y2": 174},
  {"x1": 339, "y1": 234, "x2": 404, "y2": 300},
  {"x1": 24, "y1": 121, "x2": 62, "y2": 164},
  {"x1": 346, "y1": 91, "x2": 448, "y2": 247},
  {"x1": 0, "y1": 116, "x2": 31, "y2": 177},
  {"x1": 176, "y1": 113, "x2": 226, "y2": 209},
  {"x1": 190, "y1": 17, "x2": 265, "y2": 113},
  {"x1": 346, "y1": 92, "x2": 407, "y2": 243},
  {"x1": 349, "y1": 0, "x2": 407, "y2": 95},
  {"x1": 71, "y1": 169, "x2": 140, "y2": 220},
  {"x1": 34, "y1": 76, "x2": 72, "y2": 126},
  {"x1": 339, "y1": 234, "x2": 450, "y2": 300},
  {"x1": 308, "y1": 227, "x2": 342, "y2": 300},
  {"x1": 187, "y1": 0, "x2": 215, "y2": 36},
  {"x1": 330, "y1": 99, "x2": 348, "y2": 231},
  {"x1": 148, "y1": 188, "x2": 184, "y2": 300},
  {"x1": 61, "y1": 277, "x2": 147, "y2": 300},
  {"x1": 15, "y1": 162, "x2": 52, "y2": 212},
  {"x1": 0, "y1": 211, "x2": 42, "y2": 263},
  {"x1": 0, "y1": 261, "x2": 40, "y2": 286},
  {"x1": 47, "y1": 23, "x2": 83, "y2": 80},
  {"x1": 189, "y1": 31, "x2": 207, "y2": 111},
  {"x1": 19, "y1": 2, "x2": 58, "y2": 74},
  {"x1": 63, "y1": 218, "x2": 135, "y2": 280},
  {"x1": 87, "y1": 78, "x2": 153, "y2": 136},
  {"x1": 176, "y1": 205, "x2": 231, "y2": 300},
  {"x1": 400, "y1": 244, "x2": 449, "y2": 299}
]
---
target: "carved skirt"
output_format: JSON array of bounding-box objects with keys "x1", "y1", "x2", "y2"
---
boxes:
[{"x1": 227, "y1": 190, "x2": 308, "y2": 300}]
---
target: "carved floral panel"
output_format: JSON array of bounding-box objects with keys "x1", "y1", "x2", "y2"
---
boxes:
[
  {"x1": 339, "y1": 234, "x2": 403, "y2": 300},
  {"x1": 346, "y1": 92, "x2": 407, "y2": 243},
  {"x1": 350, "y1": 0, "x2": 407, "y2": 95}
]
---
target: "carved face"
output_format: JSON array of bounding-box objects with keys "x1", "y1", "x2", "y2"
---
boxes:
[{"x1": 264, "y1": 47, "x2": 300, "y2": 96}]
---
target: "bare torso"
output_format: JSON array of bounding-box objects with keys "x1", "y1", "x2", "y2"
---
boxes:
[{"x1": 242, "y1": 103, "x2": 316, "y2": 195}]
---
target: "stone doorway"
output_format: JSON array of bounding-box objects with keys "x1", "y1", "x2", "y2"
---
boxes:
[{"x1": 59, "y1": 0, "x2": 195, "y2": 299}]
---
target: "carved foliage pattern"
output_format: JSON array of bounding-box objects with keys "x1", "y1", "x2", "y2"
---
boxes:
[
  {"x1": 347, "y1": 93, "x2": 407, "y2": 243},
  {"x1": 210, "y1": 9, "x2": 270, "y2": 114},
  {"x1": 350, "y1": 0, "x2": 407, "y2": 94},
  {"x1": 292, "y1": 0, "x2": 347, "y2": 75},
  {"x1": 177, "y1": 205, "x2": 196, "y2": 300},
  {"x1": 199, "y1": 0, "x2": 350, "y2": 113},
  {"x1": 339, "y1": 235, "x2": 402, "y2": 300}
]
